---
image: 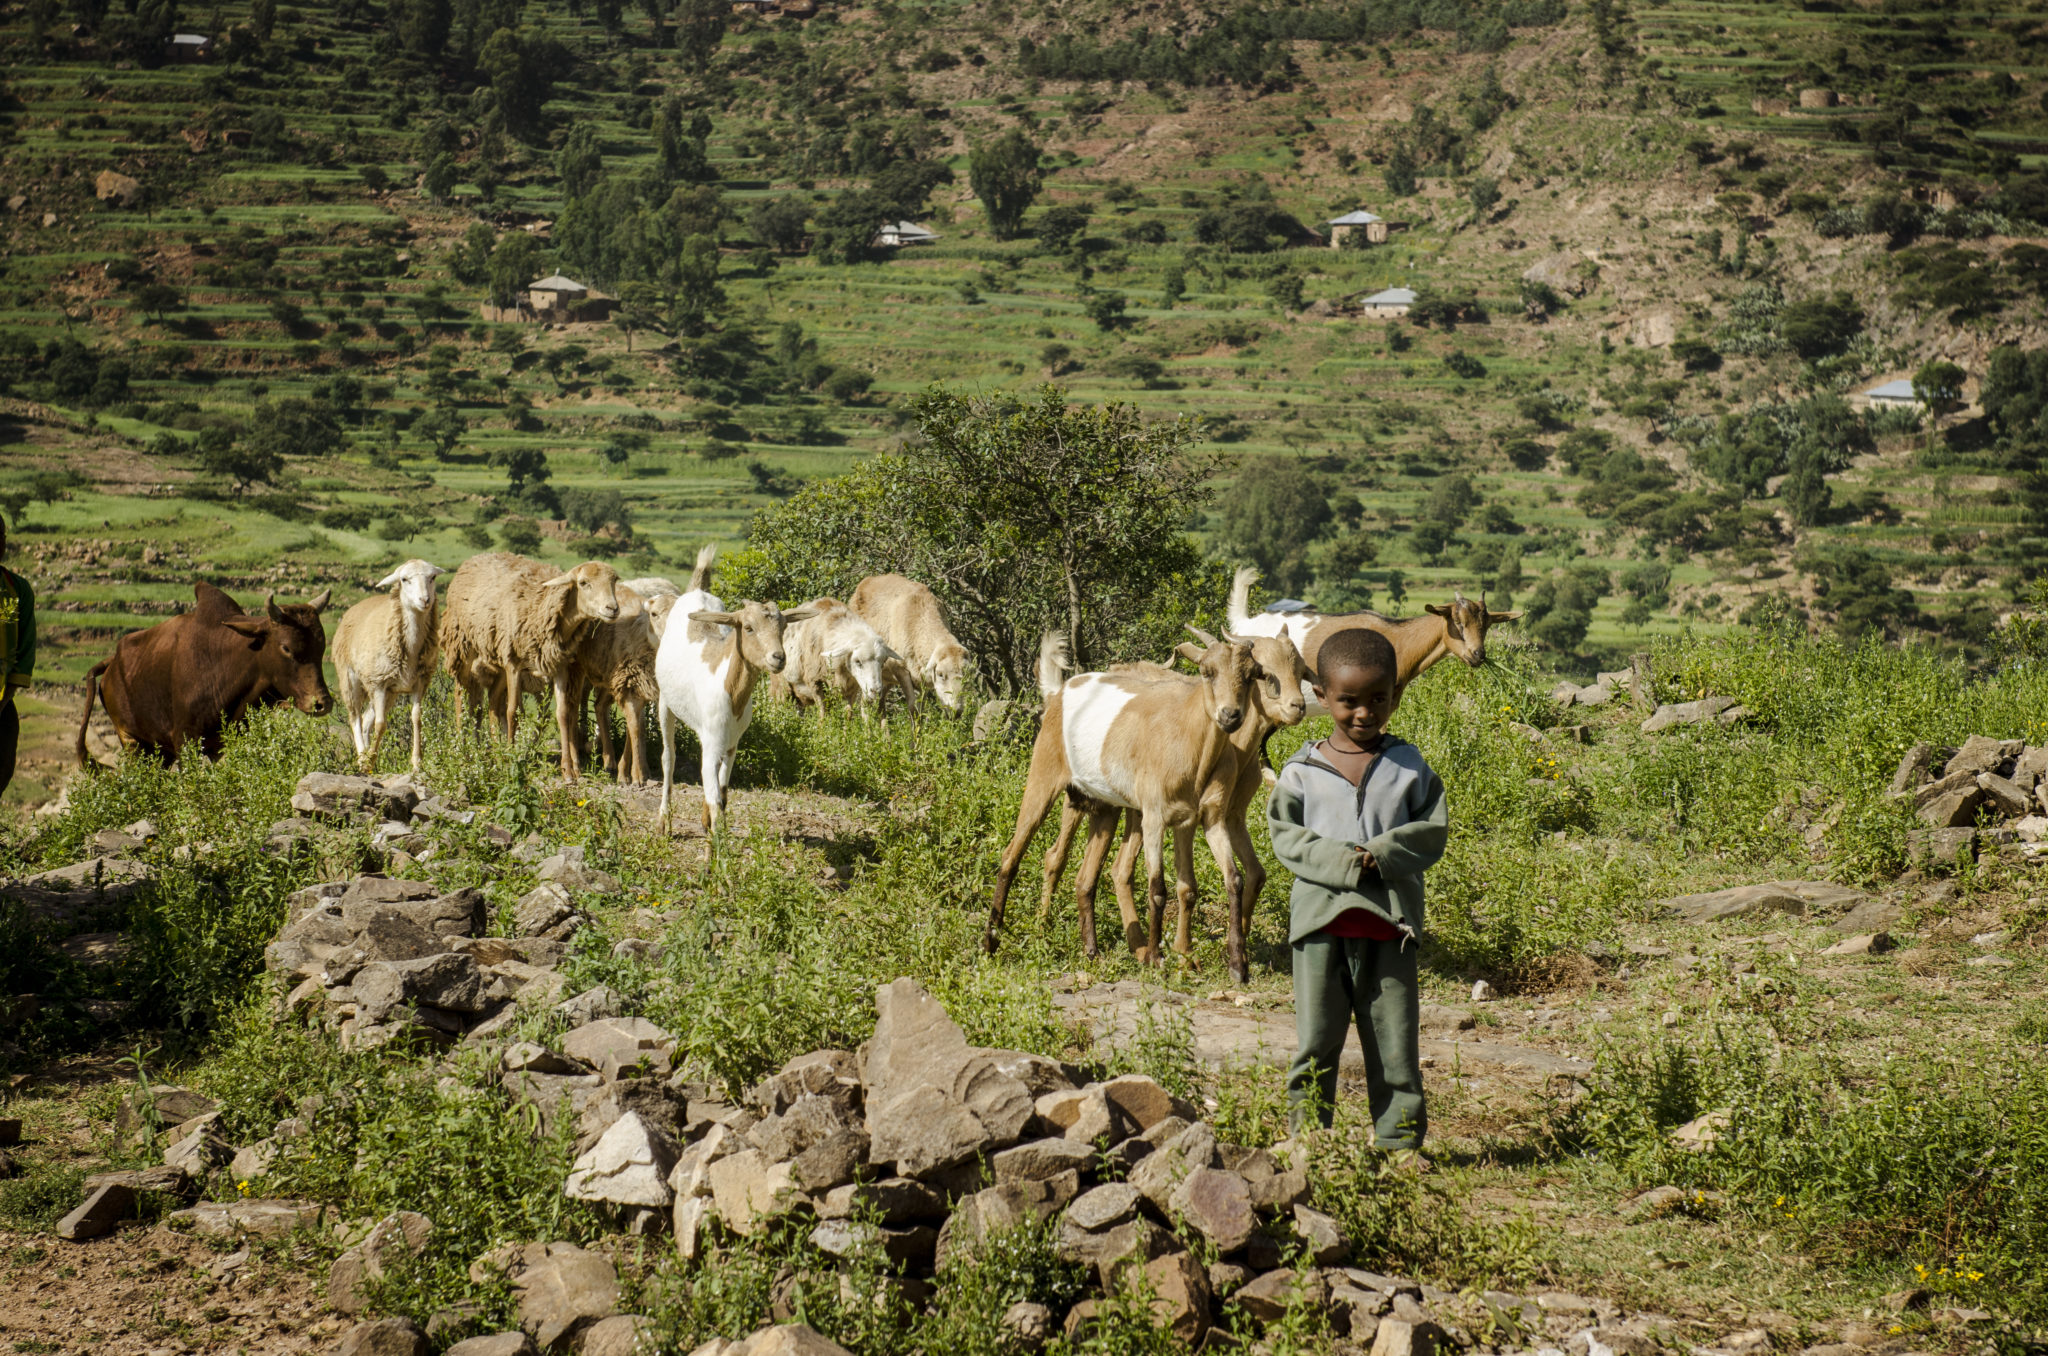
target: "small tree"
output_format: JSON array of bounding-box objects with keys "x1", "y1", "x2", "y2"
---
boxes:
[
  {"x1": 422, "y1": 154, "x2": 459, "y2": 205},
  {"x1": 415, "y1": 406, "x2": 467, "y2": 460},
  {"x1": 615, "y1": 281, "x2": 661, "y2": 353},
  {"x1": 968, "y1": 130, "x2": 1044, "y2": 241},
  {"x1": 1468, "y1": 175, "x2": 1501, "y2": 219},
  {"x1": 1086, "y1": 291, "x2": 1128, "y2": 332},
  {"x1": 749, "y1": 196, "x2": 810, "y2": 254},
  {"x1": 1913, "y1": 360, "x2": 1967, "y2": 423},
  {"x1": 486, "y1": 233, "x2": 542, "y2": 310},
  {"x1": 133, "y1": 282, "x2": 182, "y2": 322},
  {"x1": 1219, "y1": 458, "x2": 1334, "y2": 595},
  {"x1": 1037, "y1": 204, "x2": 1092, "y2": 252}
]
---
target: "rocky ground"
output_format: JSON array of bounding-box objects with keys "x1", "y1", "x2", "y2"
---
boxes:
[{"x1": 3, "y1": 725, "x2": 2043, "y2": 1355}]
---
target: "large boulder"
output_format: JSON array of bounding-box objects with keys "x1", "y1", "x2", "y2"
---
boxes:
[
  {"x1": 1167, "y1": 1167, "x2": 1255, "y2": 1253},
  {"x1": 339, "y1": 878, "x2": 484, "y2": 939},
  {"x1": 565, "y1": 1113, "x2": 679, "y2": 1208},
  {"x1": 708, "y1": 1150, "x2": 800, "y2": 1234},
  {"x1": 1659, "y1": 884, "x2": 1805, "y2": 924},
  {"x1": 860, "y1": 980, "x2": 1035, "y2": 1178},
  {"x1": 934, "y1": 1178, "x2": 1075, "y2": 1269},
  {"x1": 1640, "y1": 697, "x2": 1745, "y2": 733},
  {"x1": 354, "y1": 953, "x2": 486, "y2": 1021},
  {"x1": 337, "y1": 1318, "x2": 428, "y2": 1356},
  {"x1": 512, "y1": 1243, "x2": 619, "y2": 1351},
  {"x1": 293, "y1": 773, "x2": 420, "y2": 821},
  {"x1": 560, "y1": 1017, "x2": 674, "y2": 1079},
  {"x1": 94, "y1": 170, "x2": 143, "y2": 207},
  {"x1": 57, "y1": 1182, "x2": 136, "y2": 1240}
]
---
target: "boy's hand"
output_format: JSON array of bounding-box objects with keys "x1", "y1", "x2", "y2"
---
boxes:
[{"x1": 1354, "y1": 847, "x2": 1377, "y2": 873}]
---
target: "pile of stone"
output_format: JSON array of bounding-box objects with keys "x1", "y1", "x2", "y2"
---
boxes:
[
  {"x1": 268, "y1": 770, "x2": 492, "y2": 868},
  {"x1": 264, "y1": 773, "x2": 627, "y2": 1053},
  {"x1": 1888, "y1": 736, "x2": 2048, "y2": 862},
  {"x1": 326, "y1": 977, "x2": 1701, "y2": 1356}
]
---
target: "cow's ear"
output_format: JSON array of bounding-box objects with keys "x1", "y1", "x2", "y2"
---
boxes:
[{"x1": 221, "y1": 616, "x2": 268, "y2": 639}]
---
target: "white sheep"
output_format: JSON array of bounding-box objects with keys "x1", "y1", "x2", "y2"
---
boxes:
[
  {"x1": 775, "y1": 597, "x2": 914, "y2": 718},
  {"x1": 440, "y1": 552, "x2": 622, "y2": 778},
  {"x1": 332, "y1": 559, "x2": 444, "y2": 774},
  {"x1": 849, "y1": 573, "x2": 971, "y2": 712}
]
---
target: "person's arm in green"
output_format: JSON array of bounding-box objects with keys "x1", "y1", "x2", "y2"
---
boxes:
[{"x1": 7, "y1": 571, "x2": 33, "y2": 699}]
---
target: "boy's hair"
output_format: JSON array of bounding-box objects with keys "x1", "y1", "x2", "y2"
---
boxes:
[{"x1": 1319, "y1": 626, "x2": 1397, "y2": 680}]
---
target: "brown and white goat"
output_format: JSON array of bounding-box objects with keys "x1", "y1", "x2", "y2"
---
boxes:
[
  {"x1": 1094, "y1": 631, "x2": 1312, "y2": 982},
  {"x1": 1227, "y1": 566, "x2": 1519, "y2": 712},
  {"x1": 986, "y1": 629, "x2": 1260, "y2": 962}
]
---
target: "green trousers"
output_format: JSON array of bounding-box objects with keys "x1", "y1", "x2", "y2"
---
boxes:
[{"x1": 1287, "y1": 931, "x2": 1426, "y2": 1147}]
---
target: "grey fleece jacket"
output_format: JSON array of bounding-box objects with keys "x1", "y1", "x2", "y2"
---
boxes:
[{"x1": 1266, "y1": 735, "x2": 1450, "y2": 945}]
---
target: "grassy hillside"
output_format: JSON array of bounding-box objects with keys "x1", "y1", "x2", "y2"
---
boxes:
[{"x1": 1, "y1": 0, "x2": 2045, "y2": 732}]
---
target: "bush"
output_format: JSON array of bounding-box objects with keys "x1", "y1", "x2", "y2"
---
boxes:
[{"x1": 498, "y1": 517, "x2": 544, "y2": 554}]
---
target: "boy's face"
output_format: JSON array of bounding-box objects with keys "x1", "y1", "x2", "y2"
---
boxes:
[{"x1": 1316, "y1": 662, "x2": 1397, "y2": 747}]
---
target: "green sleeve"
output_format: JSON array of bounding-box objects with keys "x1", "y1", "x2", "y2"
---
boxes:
[
  {"x1": 1266, "y1": 772, "x2": 1365, "y2": 893},
  {"x1": 1361, "y1": 770, "x2": 1448, "y2": 881}
]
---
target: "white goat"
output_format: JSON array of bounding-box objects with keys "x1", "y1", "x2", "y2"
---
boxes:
[
  {"x1": 332, "y1": 559, "x2": 444, "y2": 774},
  {"x1": 654, "y1": 547, "x2": 817, "y2": 834}
]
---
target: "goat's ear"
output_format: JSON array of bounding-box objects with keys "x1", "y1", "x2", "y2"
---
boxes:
[
  {"x1": 1174, "y1": 641, "x2": 1206, "y2": 664},
  {"x1": 1185, "y1": 624, "x2": 1219, "y2": 646},
  {"x1": 221, "y1": 615, "x2": 268, "y2": 638},
  {"x1": 782, "y1": 604, "x2": 820, "y2": 623},
  {"x1": 1423, "y1": 603, "x2": 1451, "y2": 618},
  {"x1": 1487, "y1": 609, "x2": 1523, "y2": 622},
  {"x1": 689, "y1": 609, "x2": 739, "y2": 627}
]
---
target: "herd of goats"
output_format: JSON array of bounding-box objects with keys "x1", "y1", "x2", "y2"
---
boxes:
[{"x1": 72, "y1": 550, "x2": 1518, "y2": 980}]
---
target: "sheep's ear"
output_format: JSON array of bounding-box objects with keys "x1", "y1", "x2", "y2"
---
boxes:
[
  {"x1": 1488, "y1": 609, "x2": 1523, "y2": 623},
  {"x1": 1424, "y1": 603, "x2": 1451, "y2": 617},
  {"x1": 1185, "y1": 624, "x2": 1219, "y2": 646},
  {"x1": 688, "y1": 609, "x2": 739, "y2": 627},
  {"x1": 540, "y1": 575, "x2": 577, "y2": 591},
  {"x1": 782, "y1": 604, "x2": 820, "y2": 623},
  {"x1": 1174, "y1": 641, "x2": 1206, "y2": 664},
  {"x1": 374, "y1": 570, "x2": 403, "y2": 590}
]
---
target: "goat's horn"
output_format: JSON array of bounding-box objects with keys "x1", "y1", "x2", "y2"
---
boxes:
[{"x1": 1185, "y1": 624, "x2": 1219, "y2": 646}]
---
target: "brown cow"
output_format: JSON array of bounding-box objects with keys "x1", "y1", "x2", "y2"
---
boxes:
[{"x1": 76, "y1": 582, "x2": 333, "y2": 768}]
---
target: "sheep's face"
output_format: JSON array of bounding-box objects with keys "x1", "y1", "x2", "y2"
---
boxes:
[
  {"x1": 1249, "y1": 633, "x2": 1311, "y2": 726},
  {"x1": 1425, "y1": 594, "x2": 1522, "y2": 668},
  {"x1": 376, "y1": 559, "x2": 444, "y2": 615},
  {"x1": 931, "y1": 648, "x2": 967, "y2": 712},
  {"x1": 847, "y1": 639, "x2": 889, "y2": 703},
  {"x1": 645, "y1": 593, "x2": 677, "y2": 641},
  {"x1": 561, "y1": 562, "x2": 622, "y2": 624}
]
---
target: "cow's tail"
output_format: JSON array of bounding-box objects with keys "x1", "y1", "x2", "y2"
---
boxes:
[{"x1": 76, "y1": 660, "x2": 109, "y2": 770}]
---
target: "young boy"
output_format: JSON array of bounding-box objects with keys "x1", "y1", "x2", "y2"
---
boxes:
[{"x1": 1267, "y1": 626, "x2": 1448, "y2": 1150}]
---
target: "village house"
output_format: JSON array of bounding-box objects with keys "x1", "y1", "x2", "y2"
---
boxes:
[
  {"x1": 1860, "y1": 377, "x2": 1925, "y2": 409},
  {"x1": 1354, "y1": 286, "x2": 1416, "y2": 316},
  {"x1": 167, "y1": 32, "x2": 214, "y2": 59},
  {"x1": 1327, "y1": 209, "x2": 1395, "y2": 246},
  {"x1": 526, "y1": 274, "x2": 589, "y2": 314},
  {"x1": 873, "y1": 221, "x2": 940, "y2": 248}
]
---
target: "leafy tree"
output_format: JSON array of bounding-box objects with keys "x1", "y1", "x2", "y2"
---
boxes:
[
  {"x1": 871, "y1": 159, "x2": 954, "y2": 221},
  {"x1": 133, "y1": 283, "x2": 182, "y2": 322},
  {"x1": 1086, "y1": 291, "x2": 1128, "y2": 332},
  {"x1": 485, "y1": 233, "x2": 542, "y2": 309},
  {"x1": 674, "y1": 0, "x2": 726, "y2": 70},
  {"x1": 1160, "y1": 265, "x2": 1186, "y2": 309},
  {"x1": 1218, "y1": 458, "x2": 1333, "y2": 595},
  {"x1": 479, "y1": 29, "x2": 563, "y2": 144},
  {"x1": 1192, "y1": 202, "x2": 1294, "y2": 253},
  {"x1": 1517, "y1": 279, "x2": 1562, "y2": 321},
  {"x1": 656, "y1": 97, "x2": 711, "y2": 184},
  {"x1": 1037, "y1": 205, "x2": 1092, "y2": 252},
  {"x1": 557, "y1": 125, "x2": 604, "y2": 200},
  {"x1": 724, "y1": 386, "x2": 1222, "y2": 689},
  {"x1": 1468, "y1": 175, "x2": 1501, "y2": 218},
  {"x1": 1913, "y1": 360, "x2": 1967, "y2": 422},
  {"x1": 491, "y1": 446, "x2": 558, "y2": 514},
  {"x1": 1779, "y1": 292, "x2": 1864, "y2": 360},
  {"x1": 1804, "y1": 547, "x2": 1918, "y2": 640},
  {"x1": 615, "y1": 281, "x2": 661, "y2": 353},
  {"x1": 453, "y1": 222, "x2": 497, "y2": 285},
  {"x1": 561, "y1": 486, "x2": 633, "y2": 536},
  {"x1": 1782, "y1": 443, "x2": 1831, "y2": 527},
  {"x1": 968, "y1": 130, "x2": 1044, "y2": 241},
  {"x1": 238, "y1": 398, "x2": 342, "y2": 485},
  {"x1": 749, "y1": 196, "x2": 810, "y2": 254},
  {"x1": 667, "y1": 234, "x2": 724, "y2": 337},
  {"x1": 1522, "y1": 565, "x2": 1610, "y2": 652},
  {"x1": 498, "y1": 516, "x2": 544, "y2": 553},
  {"x1": 414, "y1": 406, "x2": 467, "y2": 459},
  {"x1": 1383, "y1": 144, "x2": 1418, "y2": 197},
  {"x1": 422, "y1": 154, "x2": 458, "y2": 206}
]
